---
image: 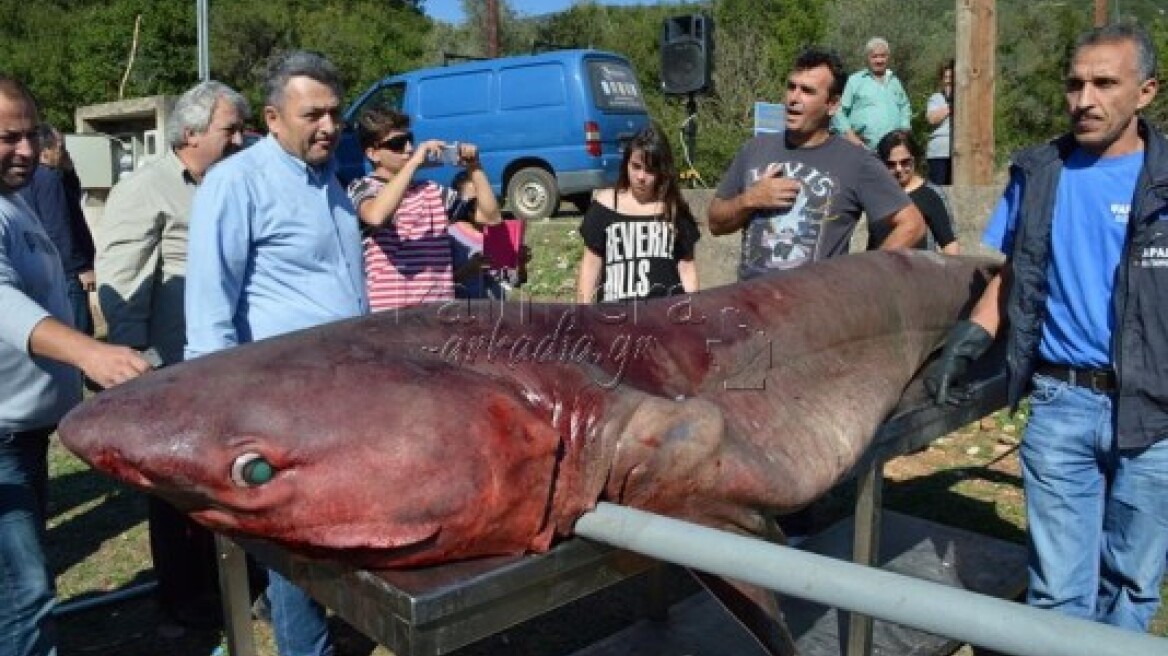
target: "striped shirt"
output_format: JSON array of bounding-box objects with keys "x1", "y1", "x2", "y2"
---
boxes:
[{"x1": 348, "y1": 176, "x2": 458, "y2": 311}]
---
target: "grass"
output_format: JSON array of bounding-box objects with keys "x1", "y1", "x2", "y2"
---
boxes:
[
  {"x1": 516, "y1": 219, "x2": 586, "y2": 302},
  {"x1": 47, "y1": 219, "x2": 1167, "y2": 653}
]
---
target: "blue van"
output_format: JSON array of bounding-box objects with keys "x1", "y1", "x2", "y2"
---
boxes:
[{"x1": 337, "y1": 49, "x2": 650, "y2": 220}]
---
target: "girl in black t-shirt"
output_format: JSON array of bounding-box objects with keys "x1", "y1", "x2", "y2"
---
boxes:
[{"x1": 576, "y1": 123, "x2": 700, "y2": 303}]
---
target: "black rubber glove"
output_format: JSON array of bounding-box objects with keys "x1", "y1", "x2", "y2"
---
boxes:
[{"x1": 925, "y1": 320, "x2": 994, "y2": 405}]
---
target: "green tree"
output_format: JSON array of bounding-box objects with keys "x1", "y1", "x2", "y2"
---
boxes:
[
  {"x1": 67, "y1": 0, "x2": 197, "y2": 102},
  {"x1": 532, "y1": 0, "x2": 826, "y2": 183},
  {"x1": 1149, "y1": 16, "x2": 1168, "y2": 130},
  {"x1": 0, "y1": 1, "x2": 76, "y2": 127},
  {"x1": 210, "y1": 0, "x2": 431, "y2": 112},
  {"x1": 464, "y1": 0, "x2": 539, "y2": 57},
  {"x1": 698, "y1": 0, "x2": 827, "y2": 179},
  {"x1": 0, "y1": 0, "x2": 1161, "y2": 174},
  {"x1": 823, "y1": 0, "x2": 957, "y2": 149},
  {"x1": 993, "y1": 1, "x2": 1090, "y2": 158}
]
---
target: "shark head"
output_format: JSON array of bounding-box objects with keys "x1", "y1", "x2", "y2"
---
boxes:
[{"x1": 59, "y1": 326, "x2": 563, "y2": 569}]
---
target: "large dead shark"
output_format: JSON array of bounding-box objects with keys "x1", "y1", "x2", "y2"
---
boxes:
[{"x1": 59, "y1": 250, "x2": 998, "y2": 654}]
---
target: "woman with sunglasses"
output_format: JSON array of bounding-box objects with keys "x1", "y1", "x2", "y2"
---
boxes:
[
  {"x1": 869, "y1": 129, "x2": 960, "y2": 254},
  {"x1": 576, "y1": 122, "x2": 700, "y2": 303},
  {"x1": 348, "y1": 106, "x2": 501, "y2": 311}
]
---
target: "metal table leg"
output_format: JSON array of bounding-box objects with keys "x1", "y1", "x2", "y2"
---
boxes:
[
  {"x1": 217, "y1": 535, "x2": 258, "y2": 656},
  {"x1": 645, "y1": 564, "x2": 669, "y2": 622},
  {"x1": 844, "y1": 462, "x2": 883, "y2": 656}
]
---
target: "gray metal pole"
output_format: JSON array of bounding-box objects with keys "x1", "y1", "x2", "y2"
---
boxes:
[
  {"x1": 573, "y1": 503, "x2": 1168, "y2": 656},
  {"x1": 216, "y1": 535, "x2": 258, "y2": 656},
  {"x1": 196, "y1": 0, "x2": 210, "y2": 81}
]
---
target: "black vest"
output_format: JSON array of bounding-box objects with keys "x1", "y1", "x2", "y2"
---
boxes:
[{"x1": 1004, "y1": 120, "x2": 1168, "y2": 449}]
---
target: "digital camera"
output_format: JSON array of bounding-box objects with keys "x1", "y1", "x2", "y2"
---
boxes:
[{"x1": 423, "y1": 142, "x2": 461, "y2": 167}]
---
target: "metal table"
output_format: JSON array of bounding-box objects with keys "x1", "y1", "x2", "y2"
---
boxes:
[
  {"x1": 841, "y1": 369, "x2": 1009, "y2": 656},
  {"x1": 217, "y1": 369, "x2": 1008, "y2": 656},
  {"x1": 217, "y1": 531, "x2": 664, "y2": 656}
]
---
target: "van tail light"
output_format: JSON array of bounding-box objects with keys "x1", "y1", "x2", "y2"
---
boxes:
[{"x1": 585, "y1": 121, "x2": 601, "y2": 156}]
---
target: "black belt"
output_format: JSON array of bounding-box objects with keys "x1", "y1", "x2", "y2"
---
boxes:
[{"x1": 1035, "y1": 361, "x2": 1117, "y2": 394}]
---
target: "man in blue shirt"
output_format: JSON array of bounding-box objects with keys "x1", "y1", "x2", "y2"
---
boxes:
[
  {"x1": 185, "y1": 51, "x2": 368, "y2": 656},
  {"x1": 928, "y1": 24, "x2": 1168, "y2": 632},
  {"x1": 834, "y1": 37, "x2": 911, "y2": 149}
]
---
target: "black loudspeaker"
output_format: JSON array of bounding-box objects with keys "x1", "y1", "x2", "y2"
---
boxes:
[{"x1": 661, "y1": 14, "x2": 713, "y2": 96}]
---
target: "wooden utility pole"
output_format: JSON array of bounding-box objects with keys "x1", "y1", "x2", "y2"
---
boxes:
[
  {"x1": 1095, "y1": 0, "x2": 1109, "y2": 26},
  {"x1": 485, "y1": 0, "x2": 500, "y2": 57},
  {"x1": 954, "y1": 0, "x2": 996, "y2": 186}
]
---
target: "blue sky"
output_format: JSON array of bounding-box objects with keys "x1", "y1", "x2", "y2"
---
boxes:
[{"x1": 424, "y1": 0, "x2": 688, "y2": 25}]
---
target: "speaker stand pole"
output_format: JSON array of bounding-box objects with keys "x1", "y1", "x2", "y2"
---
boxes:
[{"x1": 684, "y1": 93, "x2": 698, "y2": 158}]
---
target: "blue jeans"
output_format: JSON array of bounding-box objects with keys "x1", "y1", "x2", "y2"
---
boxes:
[
  {"x1": 1021, "y1": 374, "x2": 1168, "y2": 630},
  {"x1": 65, "y1": 275, "x2": 91, "y2": 336},
  {"x1": 268, "y1": 569, "x2": 332, "y2": 656},
  {"x1": 0, "y1": 429, "x2": 57, "y2": 656}
]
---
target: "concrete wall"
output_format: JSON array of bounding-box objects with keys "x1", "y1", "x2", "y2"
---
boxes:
[{"x1": 683, "y1": 184, "x2": 1006, "y2": 291}]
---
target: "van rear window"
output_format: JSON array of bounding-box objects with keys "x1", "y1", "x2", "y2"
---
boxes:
[{"x1": 587, "y1": 60, "x2": 646, "y2": 112}]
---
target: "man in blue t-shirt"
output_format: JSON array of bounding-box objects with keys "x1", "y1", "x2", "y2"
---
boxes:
[{"x1": 928, "y1": 24, "x2": 1168, "y2": 632}]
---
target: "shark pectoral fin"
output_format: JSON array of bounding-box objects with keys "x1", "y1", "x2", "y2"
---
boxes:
[{"x1": 692, "y1": 570, "x2": 799, "y2": 656}]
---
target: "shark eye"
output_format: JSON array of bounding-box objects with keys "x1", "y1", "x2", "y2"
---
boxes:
[{"x1": 231, "y1": 453, "x2": 274, "y2": 487}]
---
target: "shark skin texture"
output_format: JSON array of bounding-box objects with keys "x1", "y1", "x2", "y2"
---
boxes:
[{"x1": 59, "y1": 250, "x2": 999, "y2": 655}]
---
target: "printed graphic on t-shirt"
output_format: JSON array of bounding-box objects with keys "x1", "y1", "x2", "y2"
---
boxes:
[
  {"x1": 743, "y1": 161, "x2": 838, "y2": 273},
  {"x1": 602, "y1": 220, "x2": 677, "y2": 301},
  {"x1": 1136, "y1": 212, "x2": 1168, "y2": 269}
]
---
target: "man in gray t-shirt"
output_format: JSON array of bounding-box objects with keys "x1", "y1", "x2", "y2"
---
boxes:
[{"x1": 709, "y1": 47, "x2": 925, "y2": 280}]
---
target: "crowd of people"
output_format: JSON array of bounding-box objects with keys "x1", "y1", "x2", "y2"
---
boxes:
[{"x1": 0, "y1": 21, "x2": 1164, "y2": 656}]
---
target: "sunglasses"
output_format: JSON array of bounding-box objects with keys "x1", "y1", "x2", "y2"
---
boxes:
[
  {"x1": 885, "y1": 157, "x2": 915, "y2": 170},
  {"x1": 377, "y1": 132, "x2": 413, "y2": 152}
]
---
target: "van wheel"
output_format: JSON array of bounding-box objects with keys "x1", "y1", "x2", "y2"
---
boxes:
[{"x1": 507, "y1": 167, "x2": 559, "y2": 221}]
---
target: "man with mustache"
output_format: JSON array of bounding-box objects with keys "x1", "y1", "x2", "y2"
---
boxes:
[
  {"x1": 929, "y1": 23, "x2": 1168, "y2": 632},
  {"x1": 0, "y1": 74, "x2": 150, "y2": 656},
  {"x1": 96, "y1": 79, "x2": 249, "y2": 630},
  {"x1": 185, "y1": 52, "x2": 368, "y2": 656}
]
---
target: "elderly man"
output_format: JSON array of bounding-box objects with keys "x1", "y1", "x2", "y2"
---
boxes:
[
  {"x1": 0, "y1": 74, "x2": 149, "y2": 656},
  {"x1": 834, "y1": 37, "x2": 912, "y2": 149},
  {"x1": 185, "y1": 51, "x2": 367, "y2": 656},
  {"x1": 20, "y1": 123, "x2": 96, "y2": 334},
  {"x1": 708, "y1": 46, "x2": 924, "y2": 280},
  {"x1": 96, "y1": 79, "x2": 249, "y2": 629}
]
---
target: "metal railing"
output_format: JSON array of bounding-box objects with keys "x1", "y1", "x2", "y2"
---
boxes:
[{"x1": 574, "y1": 502, "x2": 1168, "y2": 656}]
